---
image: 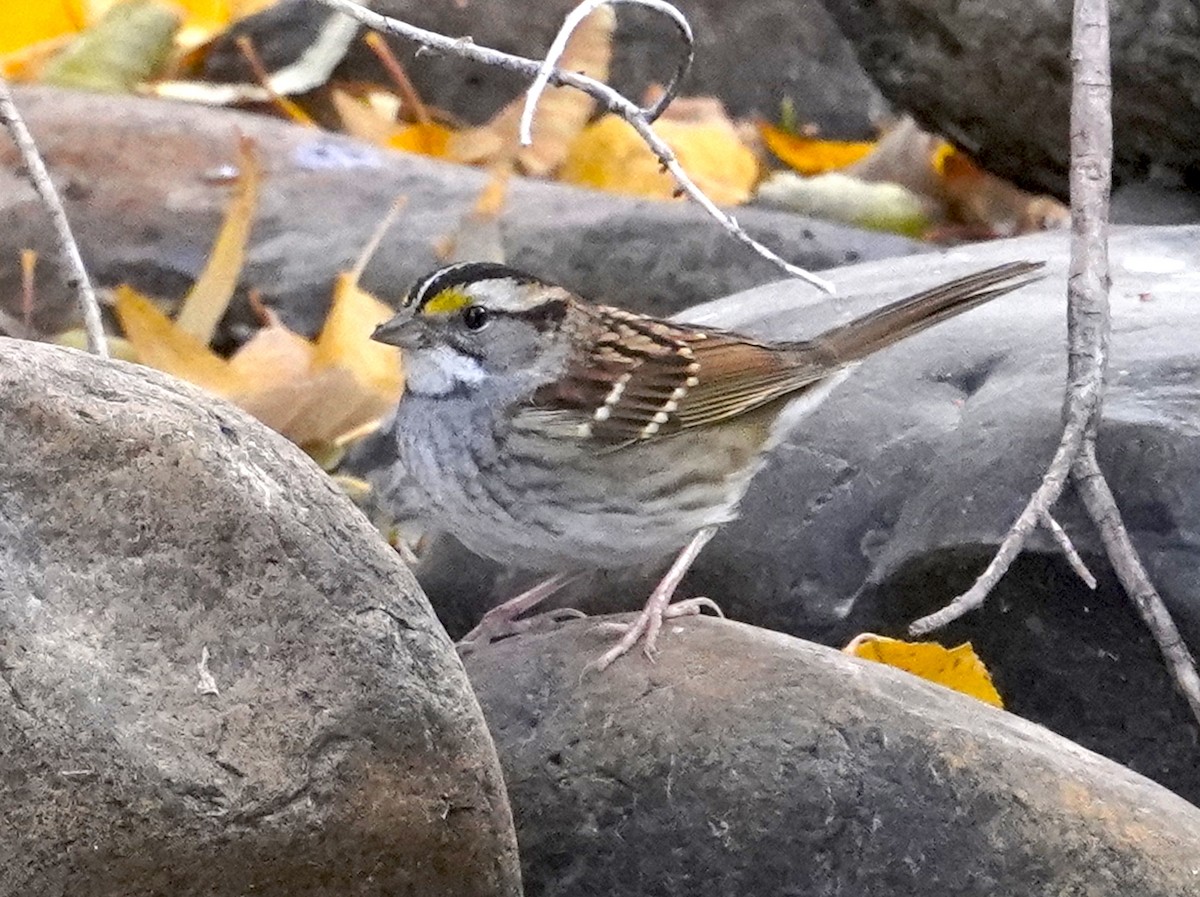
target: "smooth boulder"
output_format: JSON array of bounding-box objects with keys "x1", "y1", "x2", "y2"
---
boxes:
[
  {"x1": 0, "y1": 340, "x2": 521, "y2": 896},
  {"x1": 465, "y1": 616, "x2": 1200, "y2": 897}
]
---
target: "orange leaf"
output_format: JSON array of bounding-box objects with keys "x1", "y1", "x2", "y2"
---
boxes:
[
  {"x1": 0, "y1": 0, "x2": 88, "y2": 55},
  {"x1": 174, "y1": 135, "x2": 260, "y2": 345},
  {"x1": 843, "y1": 633, "x2": 1004, "y2": 708},
  {"x1": 314, "y1": 272, "x2": 404, "y2": 400},
  {"x1": 447, "y1": 5, "x2": 613, "y2": 176},
  {"x1": 561, "y1": 114, "x2": 758, "y2": 205},
  {"x1": 759, "y1": 122, "x2": 875, "y2": 175},
  {"x1": 113, "y1": 284, "x2": 242, "y2": 395},
  {"x1": 388, "y1": 121, "x2": 452, "y2": 157}
]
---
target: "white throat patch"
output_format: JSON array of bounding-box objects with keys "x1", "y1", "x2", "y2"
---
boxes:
[{"x1": 405, "y1": 345, "x2": 489, "y2": 396}]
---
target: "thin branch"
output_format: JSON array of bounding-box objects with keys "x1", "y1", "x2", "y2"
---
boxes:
[
  {"x1": 519, "y1": 0, "x2": 693, "y2": 144},
  {"x1": 0, "y1": 78, "x2": 107, "y2": 357},
  {"x1": 909, "y1": 378, "x2": 1099, "y2": 635},
  {"x1": 911, "y1": 0, "x2": 1200, "y2": 732},
  {"x1": 1072, "y1": 444, "x2": 1200, "y2": 721},
  {"x1": 306, "y1": 0, "x2": 836, "y2": 294},
  {"x1": 1039, "y1": 508, "x2": 1096, "y2": 589}
]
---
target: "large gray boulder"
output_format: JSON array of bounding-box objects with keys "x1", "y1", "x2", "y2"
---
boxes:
[
  {"x1": 465, "y1": 616, "x2": 1200, "y2": 897},
  {"x1": 0, "y1": 340, "x2": 521, "y2": 895},
  {"x1": 0, "y1": 86, "x2": 919, "y2": 340},
  {"x1": 819, "y1": 0, "x2": 1200, "y2": 199},
  {"x1": 366, "y1": 225, "x2": 1200, "y2": 804}
]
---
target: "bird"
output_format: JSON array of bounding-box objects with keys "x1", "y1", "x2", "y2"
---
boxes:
[{"x1": 371, "y1": 259, "x2": 1044, "y2": 669}]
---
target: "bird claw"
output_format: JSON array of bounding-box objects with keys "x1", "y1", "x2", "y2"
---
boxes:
[
  {"x1": 457, "y1": 606, "x2": 587, "y2": 655},
  {"x1": 584, "y1": 595, "x2": 723, "y2": 674}
]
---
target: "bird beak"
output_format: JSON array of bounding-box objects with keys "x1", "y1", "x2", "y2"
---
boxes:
[{"x1": 372, "y1": 313, "x2": 420, "y2": 349}]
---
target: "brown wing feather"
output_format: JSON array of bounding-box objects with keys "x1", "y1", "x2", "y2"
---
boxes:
[{"x1": 528, "y1": 261, "x2": 1043, "y2": 447}]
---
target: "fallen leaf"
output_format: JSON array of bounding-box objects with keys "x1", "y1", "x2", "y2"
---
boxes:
[
  {"x1": 756, "y1": 170, "x2": 930, "y2": 236},
  {"x1": 934, "y1": 143, "x2": 1069, "y2": 237},
  {"x1": 562, "y1": 112, "x2": 759, "y2": 205},
  {"x1": 174, "y1": 134, "x2": 260, "y2": 344},
  {"x1": 843, "y1": 633, "x2": 1003, "y2": 708},
  {"x1": 113, "y1": 284, "x2": 242, "y2": 394},
  {"x1": 447, "y1": 4, "x2": 613, "y2": 177},
  {"x1": 759, "y1": 121, "x2": 875, "y2": 175},
  {"x1": 41, "y1": 0, "x2": 181, "y2": 93},
  {"x1": 0, "y1": 0, "x2": 88, "y2": 55},
  {"x1": 331, "y1": 87, "x2": 452, "y2": 158},
  {"x1": 437, "y1": 165, "x2": 509, "y2": 264}
]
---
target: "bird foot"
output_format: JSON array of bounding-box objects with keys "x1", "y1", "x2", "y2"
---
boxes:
[
  {"x1": 456, "y1": 572, "x2": 583, "y2": 655},
  {"x1": 457, "y1": 605, "x2": 586, "y2": 655},
  {"x1": 586, "y1": 596, "x2": 723, "y2": 674}
]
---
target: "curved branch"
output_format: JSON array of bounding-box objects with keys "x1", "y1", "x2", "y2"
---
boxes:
[
  {"x1": 519, "y1": 0, "x2": 694, "y2": 144},
  {"x1": 307, "y1": 0, "x2": 836, "y2": 294}
]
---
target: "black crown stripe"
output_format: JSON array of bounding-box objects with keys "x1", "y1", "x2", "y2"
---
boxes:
[{"x1": 409, "y1": 262, "x2": 540, "y2": 311}]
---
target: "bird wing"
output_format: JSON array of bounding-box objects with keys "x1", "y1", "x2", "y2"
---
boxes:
[{"x1": 524, "y1": 307, "x2": 836, "y2": 446}]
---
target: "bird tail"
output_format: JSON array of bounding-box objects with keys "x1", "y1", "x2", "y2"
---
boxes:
[{"x1": 808, "y1": 260, "x2": 1044, "y2": 363}]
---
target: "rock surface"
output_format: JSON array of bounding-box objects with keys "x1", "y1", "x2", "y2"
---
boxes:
[
  {"x1": 820, "y1": 0, "x2": 1200, "y2": 199},
  {"x1": 368, "y1": 225, "x2": 1200, "y2": 803},
  {"x1": 0, "y1": 86, "x2": 920, "y2": 340},
  {"x1": 204, "y1": 0, "x2": 887, "y2": 136},
  {"x1": 0, "y1": 340, "x2": 521, "y2": 896},
  {"x1": 464, "y1": 616, "x2": 1200, "y2": 897}
]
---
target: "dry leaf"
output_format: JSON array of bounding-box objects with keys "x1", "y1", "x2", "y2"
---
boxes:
[
  {"x1": 759, "y1": 121, "x2": 875, "y2": 175},
  {"x1": 0, "y1": 0, "x2": 88, "y2": 55},
  {"x1": 174, "y1": 135, "x2": 260, "y2": 344},
  {"x1": 934, "y1": 143, "x2": 1069, "y2": 237},
  {"x1": 561, "y1": 112, "x2": 759, "y2": 205},
  {"x1": 331, "y1": 88, "x2": 452, "y2": 158},
  {"x1": 113, "y1": 284, "x2": 242, "y2": 394},
  {"x1": 447, "y1": 5, "x2": 613, "y2": 176},
  {"x1": 843, "y1": 633, "x2": 1003, "y2": 708},
  {"x1": 41, "y1": 0, "x2": 181, "y2": 93}
]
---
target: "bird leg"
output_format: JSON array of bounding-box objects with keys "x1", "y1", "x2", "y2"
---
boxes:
[
  {"x1": 457, "y1": 571, "x2": 584, "y2": 653},
  {"x1": 590, "y1": 526, "x2": 724, "y2": 672}
]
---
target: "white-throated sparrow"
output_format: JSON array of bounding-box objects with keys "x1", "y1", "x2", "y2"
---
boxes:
[{"x1": 372, "y1": 259, "x2": 1043, "y2": 669}]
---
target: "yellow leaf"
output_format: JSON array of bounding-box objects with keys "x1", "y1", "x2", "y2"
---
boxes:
[
  {"x1": 174, "y1": 135, "x2": 260, "y2": 345},
  {"x1": 843, "y1": 633, "x2": 1004, "y2": 708},
  {"x1": 113, "y1": 284, "x2": 242, "y2": 394},
  {"x1": 314, "y1": 272, "x2": 404, "y2": 400},
  {"x1": 0, "y1": 0, "x2": 88, "y2": 55},
  {"x1": 388, "y1": 121, "x2": 452, "y2": 157},
  {"x1": 447, "y1": 5, "x2": 613, "y2": 176},
  {"x1": 333, "y1": 88, "x2": 451, "y2": 157},
  {"x1": 561, "y1": 114, "x2": 759, "y2": 205},
  {"x1": 759, "y1": 122, "x2": 876, "y2": 175}
]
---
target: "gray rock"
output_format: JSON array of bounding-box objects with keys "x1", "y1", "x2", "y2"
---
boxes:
[
  {"x1": 819, "y1": 0, "x2": 1200, "y2": 200},
  {"x1": 0, "y1": 86, "x2": 920, "y2": 339},
  {"x1": 464, "y1": 616, "x2": 1200, "y2": 897},
  {"x1": 203, "y1": 0, "x2": 887, "y2": 136},
  {"x1": 366, "y1": 225, "x2": 1200, "y2": 803},
  {"x1": 0, "y1": 340, "x2": 521, "y2": 896}
]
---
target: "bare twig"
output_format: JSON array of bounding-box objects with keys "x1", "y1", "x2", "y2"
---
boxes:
[
  {"x1": 519, "y1": 0, "x2": 693, "y2": 143},
  {"x1": 1072, "y1": 444, "x2": 1200, "y2": 720},
  {"x1": 908, "y1": 379, "x2": 1099, "y2": 634},
  {"x1": 0, "y1": 78, "x2": 107, "y2": 357},
  {"x1": 1039, "y1": 509, "x2": 1096, "y2": 589},
  {"x1": 912, "y1": 0, "x2": 1200, "y2": 729},
  {"x1": 306, "y1": 0, "x2": 836, "y2": 294}
]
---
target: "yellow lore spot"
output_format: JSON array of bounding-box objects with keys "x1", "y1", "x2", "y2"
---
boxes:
[{"x1": 421, "y1": 288, "x2": 472, "y2": 316}]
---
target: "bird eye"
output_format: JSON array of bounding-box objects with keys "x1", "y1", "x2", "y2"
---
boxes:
[{"x1": 462, "y1": 304, "x2": 490, "y2": 331}]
